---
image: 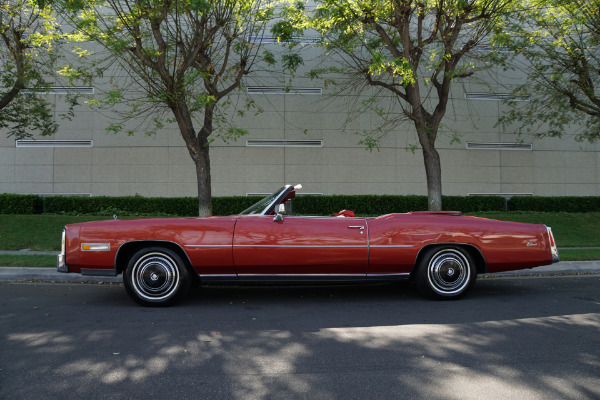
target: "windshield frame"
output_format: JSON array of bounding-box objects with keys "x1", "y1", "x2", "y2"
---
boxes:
[{"x1": 238, "y1": 185, "x2": 294, "y2": 216}]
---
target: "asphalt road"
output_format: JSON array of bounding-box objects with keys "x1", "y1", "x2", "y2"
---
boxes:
[{"x1": 1, "y1": 276, "x2": 599, "y2": 400}]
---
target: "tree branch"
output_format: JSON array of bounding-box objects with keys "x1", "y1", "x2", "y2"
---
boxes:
[
  {"x1": 0, "y1": 27, "x2": 26, "y2": 110},
  {"x1": 364, "y1": 71, "x2": 409, "y2": 102}
]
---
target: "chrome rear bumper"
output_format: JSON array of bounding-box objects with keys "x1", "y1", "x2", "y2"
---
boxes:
[{"x1": 547, "y1": 226, "x2": 560, "y2": 263}]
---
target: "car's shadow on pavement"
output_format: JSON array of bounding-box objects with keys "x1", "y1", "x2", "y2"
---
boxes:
[
  {"x1": 65, "y1": 274, "x2": 599, "y2": 328},
  {"x1": 174, "y1": 275, "x2": 598, "y2": 327}
]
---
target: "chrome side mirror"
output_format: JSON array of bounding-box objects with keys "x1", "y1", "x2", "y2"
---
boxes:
[{"x1": 273, "y1": 203, "x2": 286, "y2": 222}]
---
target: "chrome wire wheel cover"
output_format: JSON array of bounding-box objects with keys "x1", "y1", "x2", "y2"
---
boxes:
[
  {"x1": 131, "y1": 252, "x2": 180, "y2": 301},
  {"x1": 427, "y1": 249, "x2": 471, "y2": 296}
]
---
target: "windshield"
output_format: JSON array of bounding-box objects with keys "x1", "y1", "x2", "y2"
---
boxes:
[{"x1": 239, "y1": 186, "x2": 287, "y2": 215}]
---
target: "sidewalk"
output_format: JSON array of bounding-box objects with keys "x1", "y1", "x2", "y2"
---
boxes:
[
  {"x1": 1, "y1": 261, "x2": 599, "y2": 283},
  {"x1": 482, "y1": 260, "x2": 600, "y2": 277}
]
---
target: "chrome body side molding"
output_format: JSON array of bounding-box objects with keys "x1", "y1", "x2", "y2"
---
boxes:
[{"x1": 197, "y1": 273, "x2": 411, "y2": 283}]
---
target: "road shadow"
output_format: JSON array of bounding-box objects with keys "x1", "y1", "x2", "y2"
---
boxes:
[{"x1": 1, "y1": 277, "x2": 599, "y2": 399}]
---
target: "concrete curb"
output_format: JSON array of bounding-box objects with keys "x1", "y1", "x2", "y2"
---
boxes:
[
  {"x1": 0, "y1": 267, "x2": 122, "y2": 283},
  {"x1": 0, "y1": 250, "x2": 59, "y2": 255},
  {"x1": 481, "y1": 260, "x2": 600, "y2": 277},
  {"x1": 1, "y1": 261, "x2": 599, "y2": 283}
]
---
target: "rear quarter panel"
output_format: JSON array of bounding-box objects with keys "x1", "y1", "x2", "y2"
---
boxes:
[{"x1": 367, "y1": 214, "x2": 553, "y2": 274}]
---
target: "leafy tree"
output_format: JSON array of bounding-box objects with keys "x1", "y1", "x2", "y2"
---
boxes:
[
  {"x1": 0, "y1": 0, "x2": 64, "y2": 139},
  {"x1": 288, "y1": 0, "x2": 513, "y2": 210},
  {"x1": 59, "y1": 0, "x2": 276, "y2": 216},
  {"x1": 496, "y1": 0, "x2": 600, "y2": 143}
]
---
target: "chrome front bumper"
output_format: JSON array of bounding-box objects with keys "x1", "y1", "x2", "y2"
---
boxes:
[
  {"x1": 57, "y1": 229, "x2": 69, "y2": 273},
  {"x1": 57, "y1": 252, "x2": 68, "y2": 273}
]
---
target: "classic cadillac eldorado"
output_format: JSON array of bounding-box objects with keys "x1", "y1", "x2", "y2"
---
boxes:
[{"x1": 57, "y1": 184, "x2": 560, "y2": 306}]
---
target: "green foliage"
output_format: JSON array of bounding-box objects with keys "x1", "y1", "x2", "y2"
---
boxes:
[
  {"x1": 293, "y1": 195, "x2": 427, "y2": 215},
  {"x1": 443, "y1": 196, "x2": 506, "y2": 213},
  {"x1": 271, "y1": 20, "x2": 301, "y2": 42},
  {"x1": 0, "y1": 194, "x2": 259, "y2": 217},
  {"x1": 289, "y1": 0, "x2": 516, "y2": 210},
  {"x1": 222, "y1": 127, "x2": 249, "y2": 143},
  {"x1": 8, "y1": 193, "x2": 600, "y2": 216},
  {"x1": 262, "y1": 50, "x2": 276, "y2": 65},
  {"x1": 42, "y1": 196, "x2": 199, "y2": 216},
  {"x1": 0, "y1": 193, "x2": 509, "y2": 216},
  {"x1": 0, "y1": 194, "x2": 43, "y2": 214},
  {"x1": 509, "y1": 196, "x2": 600, "y2": 213},
  {"x1": 56, "y1": 0, "x2": 277, "y2": 140},
  {"x1": 496, "y1": 0, "x2": 600, "y2": 142},
  {"x1": 465, "y1": 212, "x2": 600, "y2": 248},
  {"x1": 557, "y1": 249, "x2": 600, "y2": 261},
  {"x1": 293, "y1": 194, "x2": 506, "y2": 215},
  {"x1": 0, "y1": 92, "x2": 58, "y2": 139},
  {"x1": 0, "y1": 254, "x2": 57, "y2": 267},
  {"x1": 0, "y1": 214, "x2": 114, "y2": 251},
  {"x1": 281, "y1": 53, "x2": 304, "y2": 73},
  {"x1": 212, "y1": 197, "x2": 261, "y2": 216},
  {"x1": 52, "y1": 0, "x2": 278, "y2": 215},
  {"x1": 0, "y1": 0, "x2": 74, "y2": 139},
  {"x1": 188, "y1": 0, "x2": 211, "y2": 13}
]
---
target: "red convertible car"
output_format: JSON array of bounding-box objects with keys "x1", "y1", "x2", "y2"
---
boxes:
[{"x1": 57, "y1": 184, "x2": 559, "y2": 306}]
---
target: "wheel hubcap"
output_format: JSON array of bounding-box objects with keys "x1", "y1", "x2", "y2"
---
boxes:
[
  {"x1": 131, "y1": 253, "x2": 179, "y2": 301},
  {"x1": 428, "y1": 250, "x2": 470, "y2": 295}
]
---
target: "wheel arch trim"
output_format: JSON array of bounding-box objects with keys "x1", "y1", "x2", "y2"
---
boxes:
[
  {"x1": 412, "y1": 243, "x2": 487, "y2": 278},
  {"x1": 115, "y1": 240, "x2": 194, "y2": 275}
]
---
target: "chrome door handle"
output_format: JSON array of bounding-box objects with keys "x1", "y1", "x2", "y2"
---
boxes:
[{"x1": 348, "y1": 226, "x2": 364, "y2": 230}]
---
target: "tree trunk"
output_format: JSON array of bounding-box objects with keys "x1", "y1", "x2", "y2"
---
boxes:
[
  {"x1": 195, "y1": 107, "x2": 214, "y2": 216},
  {"x1": 195, "y1": 146, "x2": 212, "y2": 216},
  {"x1": 170, "y1": 101, "x2": 214, "y2": 216},
  {"x1": 422, "y1": 145, "x2": 442, "y2": 211},
  {"x1": 415, "y1": 119, "x2": 443, "y2": 211}
]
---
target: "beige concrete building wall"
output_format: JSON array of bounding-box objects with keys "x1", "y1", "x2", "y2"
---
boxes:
[{"x1": 1, "y1": 42, "x2": 599, "y2": 198}]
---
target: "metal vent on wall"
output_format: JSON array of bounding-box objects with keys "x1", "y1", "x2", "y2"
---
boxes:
[
  {"x1": 22, "y1": 87, "x2": 95, "y2": 95},
  {"x1": 465, "y1": 92, "x2": 530, "y2": 101},
  {"x1": 246, "y1": 139, "x2": 323, "y2": 147},
  {"x1": 471, "y1": 44, "x2": 511, "y2": 53},
  {"x1": 39, "y1": 193, "x2": 92, "y2": 197},
  {"x1": 469, "y1": 193, "x2": 533, "y2": 197},
  {"x1": 248, "y1": 36, "x2": 320, "y2": 44},
  {"x1": 16, "y1": 140, "x2": 93, "y2": 148},
  {"x1": 246, "y1": 87, "x2": 323, "y2": 95},
  {"x1": 466, "y1": 142, "x2": 532, "y2": 151}
]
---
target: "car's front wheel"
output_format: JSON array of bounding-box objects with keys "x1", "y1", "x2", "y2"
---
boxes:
[
  {"x1": 415, "y1": 246, "x2": 476, "y2": 300},
  {"x1": 123, "y1": 247, "x2": 191, "y2": 306}
]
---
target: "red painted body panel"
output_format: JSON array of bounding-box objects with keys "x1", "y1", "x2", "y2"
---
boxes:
[
  {"x1": 64, "y1": 224, "x2": 81, "y2": 272},
  {"x1": 233, "y1": 216, "x2": 368, "y2": 275},
  {"x1": 66, "y1": 217, "x2": 237, "y2": 275},
  {"x1": 63, "y1": 211, "x2": 554, "y2": 278},
  {"x1": 366, "y1": 214, "x2": 553, "y2": 274}
]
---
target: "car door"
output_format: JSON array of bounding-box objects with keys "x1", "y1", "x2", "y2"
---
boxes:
[{"x1": 232, "y1": 215, "x2": 368, "y2": 278}]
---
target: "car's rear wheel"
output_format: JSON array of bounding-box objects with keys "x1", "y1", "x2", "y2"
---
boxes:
[
  {"x1": 415, "y1": 246, "x2": 476, "y2": 300},
  {"x1": 123, "y1": 247, "x2": 191, "y2": 306}
]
